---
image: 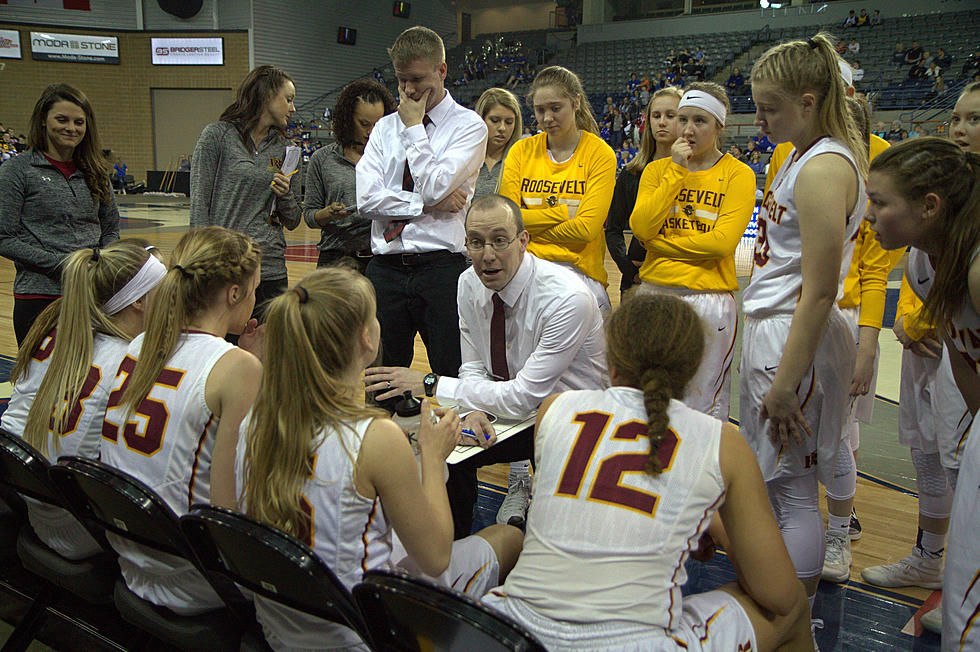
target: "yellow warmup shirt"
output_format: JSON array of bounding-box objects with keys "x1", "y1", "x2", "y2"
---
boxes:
[
  {"x1": 500, "y1": 131, "x2": 616, "y2": 286},
  {"x1": 628, "y1": 154, "x2": 755, "y2": 291},
  {"x1": 897, "y1": 274, "x2": 934, "y2": 342},
  {"x1": 768, "y1": 135, "x2": 899, "y2": 327}
]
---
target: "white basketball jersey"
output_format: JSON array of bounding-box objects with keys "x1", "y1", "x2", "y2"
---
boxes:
[
  {"x1": 235, "y1": 416, "x2": 390, "y2": 650},
  {"x1": 3, "y1": 330, "x2": 128, "y2": 461},
  {"x1": 906, "y1": 247, "x2": 980, "y2": 374},
  {"x1": 502, "y1": 387, "x2": 724, "y2": 629},
  {"x1": 743, "y1": 137, "x2": 865, "y2": 316}
]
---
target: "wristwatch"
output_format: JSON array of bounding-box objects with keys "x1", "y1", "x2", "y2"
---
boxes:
[{"x1": 423, "y1": 373, "x2": 438, "y2": 397}]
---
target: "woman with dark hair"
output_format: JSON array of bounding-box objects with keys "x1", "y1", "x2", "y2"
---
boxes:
[
  {"x1": 303, "y1": 79, "x2": 395, "y2": 271},
  {"x1": 190, "y1": 65, "x2": 301, "y2": 315},
  {"x1": 0, "y1": 83, "x2": 119, "y2": 344}
]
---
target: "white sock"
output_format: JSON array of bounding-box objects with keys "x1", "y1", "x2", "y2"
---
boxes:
[
  {"x1": 510, "y1": 460, "x2": 530, "y2": 477},
  {"x1": 917, "y1": 528, "x2": 946, "y2": 558},
  {"x1": 828, "y1": 513, "x2": 850, "y2": 534}
]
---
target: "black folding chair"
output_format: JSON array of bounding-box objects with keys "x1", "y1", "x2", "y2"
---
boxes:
[
  {"x1": 0, "y1": 429, "x2": 115, "y2": 652},
  {"x1": 53, "y1": 456, "x2": 257, "y2": 651},
  {"x1": 352, "y1": 569, "x2": 546, "y2": 652},
  {"x1": 179, "y1": 504, "x2": 370, "y2": 649}
]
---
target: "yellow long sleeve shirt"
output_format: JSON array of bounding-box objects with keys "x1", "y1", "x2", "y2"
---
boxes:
[
  {"x1": 628, "y1": 154, "x2": 755, "y2": 291},
  {"x1": 897, "y1": 274, "x2": 934, "y2": 342},
  {"x1": 767, "y1": 134, "x2": 898, "y2": 327},
  {"x1": 500, "y1": 131, "x2": 616, "y2": 286}
]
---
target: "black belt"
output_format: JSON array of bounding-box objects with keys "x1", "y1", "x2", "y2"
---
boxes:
[{"x1": 374, "y1": 250, "x2": 464, "y2": 267}]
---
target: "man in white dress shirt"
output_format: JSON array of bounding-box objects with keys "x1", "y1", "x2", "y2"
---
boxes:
[
  {"x1": 366, "y1": 194, "x2": 608, "y2": 538},
  {"x1": 356, "y1": 26, "x2": 488, "y2": 379}
]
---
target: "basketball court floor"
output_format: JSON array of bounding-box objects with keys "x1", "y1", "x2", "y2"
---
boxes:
[{"x1": 0, "y1": 195, "x2": 942, "y2": 650}]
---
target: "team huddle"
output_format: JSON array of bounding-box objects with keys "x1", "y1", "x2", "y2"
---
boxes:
[{"x1": 4, "y1": 21, "x2": 980, "y2": 652}]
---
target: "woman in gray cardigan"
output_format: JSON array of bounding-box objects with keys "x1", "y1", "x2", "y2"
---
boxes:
[
  {"x1": 190, "y1": 65, "x2": 301, "y2": 318},
  {"x1": 0, "y1": 83, "x2": 119, "y2": 344}
]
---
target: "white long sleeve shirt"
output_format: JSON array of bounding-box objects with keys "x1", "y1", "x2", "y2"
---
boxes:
[
  {"x1": 437, "y1": 254, "x2": 608, "y2": 419},
  {"x1": 356, "y1": 90, "x2": 487, "y2": 255}
]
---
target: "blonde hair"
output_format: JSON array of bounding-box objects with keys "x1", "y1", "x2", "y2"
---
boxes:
[
  {"x1": 751, "y1": 32, "x2": 868, "y2": 178},
  {"x1": 13, "y1": 240, "x2": 154, "y2": 455},
  {"x1": 683, "y1": 81, "x2": 731, "y2": 147},
  {"x1": 388, "y1": 25, "x2": 445, "y2": 67},
  {"x1": 625, "y1": 86, "x2": 682, "y2": 175},
  {"x1": 242, "y1": 268, "x2": 385, "y2": 544},
  {"x1": 121, "y1": 226, "x2": 260, "y2": 417},
  {"x1": 958, "y1": 80, "x2": 980, "y2": 103},
  {"x1": 476, "y1": 87, "x2": 523, "y2": 155},
  {"x1": 605, "y1": 292, "x2": 703, "y2": 475},
  {"x1": 528, "y1": 66, "x2": 599, "y2": 135}
]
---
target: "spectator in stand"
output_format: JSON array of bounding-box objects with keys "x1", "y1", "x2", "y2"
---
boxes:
[
  {"x1": 873, "y1": 121, "x2": 887, "y2": 139},
  {"x1": 885, "y1": 120, "x2": 904, "y2": 142},
  {"x1": 640, "y1": 85, "x2": 650, "y2": 107},
  {"x1": 726, "y1": 67, "x2": 745, "y2": 96},
  {"x1": 748, "y1": 149, "x2": 766, "y2": 174},
  {"x1": 611, "y1": 107, "x2": 625, "y2": 150},
  {"x1": 0, "y1": 83, "x2": 119, "y2": 343},
  {"x1": 905, "y1": 42, "x2": 923, "y2": 67},
  {"x1": 851, "y1": 61, "x2": 865, "y2": 83},
  {"x1": 603, "y1": 96, "x2": 615, "y2": 117},
  {"x1": 750, "y1": 130, "x2": 774, "y2": 153},
  {"x1": 921, "y1": 50, "x2": 934, "y2": 68},
  {"x1": 727, "y1": 143, "x2": 743, "y2": 160},
  {"x1": 962, "y1": 50, "x2": 980, "y2": 77},
  {"x1": 925, "y1": 61, "x2": 942, "y2": 79},
  {"x1": 627, "y1": 72, "x2": 641, "y2": 93},
  {"x1": 870, "y1": 9, "x2": 882, "y2": 26},
  {"x1": 842, "y1": 10, "x2": 857, "y2": 28},
  {"x1": 640, "y1": 73, "x2": 651, "y2": 92},
  {"x1": 656, "y1": 70, "x2": 668, "y2": 90},
  {"x1": 304, "y1": 79, "x2": 395, "y2": 273},
  {"x1": 113, "y1": 158, "x2": 127, "y2": 191},
  {"x1": 927, "y1": 74, "x2": 947, "y2": 103},
  {"x1": 908, "y1": 60, "x2": 926, "y2": 81},
  {"x1": 935, "y1": 48, "x2": 952, "y2": 70},
  {"x1": 892, "y1": 42, "x2": 907, "y2": 67},
  {"x1": 848, "y1": 39, "x2": 860, "y2": 55},
  {"x1": 856, "y1": 8, "x2": 869, "y2": 27},
  {"x1": 694, "y1": 45, "x2": 705, "y2": 62}
]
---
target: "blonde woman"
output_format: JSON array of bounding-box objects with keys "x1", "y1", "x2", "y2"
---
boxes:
[
  {"x1": 101, "y1": 226, "x2": 263, "y2": 615},
  {"x1": 473, "y1": 88, "x2": 522, "y2": 200},
  {"x1": 3, "y1": 239, "x2": 165, "y2": 560},
  {"x1": 500, "y1": 65, "x2": 617, "y2": 312},
  {"x1": 605, "y1": 86, "x2": 682, "y2": 296},
  {"x1": 230, "y1": 268, "x2": 523, "y2": 651}
]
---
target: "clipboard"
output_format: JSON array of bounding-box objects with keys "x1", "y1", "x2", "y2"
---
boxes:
[{"x1": 431, "y1": 398, "x2": 536, "y2": 465}]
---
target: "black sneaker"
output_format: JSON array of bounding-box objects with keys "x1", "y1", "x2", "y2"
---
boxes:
[{"x1": 849, "y1": 509, "x2": 862, "y2": 542}]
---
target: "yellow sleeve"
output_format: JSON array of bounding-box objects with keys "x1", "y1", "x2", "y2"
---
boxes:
[
  {"x1": 534, "y1": 142, "x2": 617, "y2": 246},
  {"x1": 644, "y1": 161, "x2": 756, "y2": 261},
  {"x1": 499, "y1": 139, "x2": 570, "y2": 236},
  {"x1": 764, "y1": 142, "x2": 792, "y2": 195},
  {"x1": 854, "y1": 225, "x2": 906, "y2": 329},
  {"x1": 628, "y1": 160, "x2": 688, "y2": 243},
  {"x1": 897, "y1": 275, "x2": 933, "y2": 341}
]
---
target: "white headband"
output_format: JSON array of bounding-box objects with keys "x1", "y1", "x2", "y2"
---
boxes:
[
  {"x1": 678, "y1": 90, "x2": 727, "y2": 126},
  {"x1": 838, "y1": 59, "x2": 854, "y2": 89},
  {"x1": 103, "y1": 251, "x2": 166, "y2": 315}
]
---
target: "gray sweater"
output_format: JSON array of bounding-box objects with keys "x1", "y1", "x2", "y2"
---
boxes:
[
  {"x1": 189, "y1": 121, "x2": 301, "y2": 281},
  {"x1": 0, "y1": 149, "x2": 119, "y2": 295},
  {"x1": 302, "y1": 143, "x2": 370, "y2": 254}
]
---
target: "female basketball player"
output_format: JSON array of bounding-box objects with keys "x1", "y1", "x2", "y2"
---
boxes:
[
  {"x1": 864, "y1": 136, "x2": 980, "y2": 651},
  {"x1": 473, "y1": 88, "x2": 522, "y2": 201},
  {"x1": 230, "y1": 268, "x2": 523, "y2": 650},
  {"x1": 605, "y1": 86, "x2": 682, "y2": 296},
  {"x1": 3, "y1": 240, "x2": 164, "y2": 560},
  {"x1": 190, "y1": 65, "x2": 300, "y2": 317},
  {"x1": 741, "y1": 33, "x2": 867, "y2": 614},
  {"x1": 482, "y1": 293, "x2": 811, "y2": 651},
  {"x1": 100, "y1": 226, "x2": 263, "y2": 614},
  {"x1": 499, "y1": 65, "x2": 617, "y2": 312},
  {"x1": 629, "y1": 82, "x2": 755, "y2": 421}
]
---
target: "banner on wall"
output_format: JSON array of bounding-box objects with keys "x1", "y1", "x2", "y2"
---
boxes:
[
  {"x1": 30, "y1": 31, "x2": 118, "y2": 63},
  {"x1": 151, "y1": 37, "x2": 223, "y2": 65},
  {"x1": 0, "y1": 29, "x2": 21, "y2": 59},
  {"x1": 0, "y1": 1, "x2": 90, "y2": 8}
]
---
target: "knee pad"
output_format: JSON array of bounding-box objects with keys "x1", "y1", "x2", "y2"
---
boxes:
[
  {"x1": 766, "y1": 475, "x2": 823, "y2": 579},
  {"x1": 844, "y1": 420, "x2": 860, "y2": 453},
  {"x1": 825, "y1": 441, "x2": 857, "y2": 502},
  {"x1": 912, "y1": 449, "x2": 953, "y2": 519}
]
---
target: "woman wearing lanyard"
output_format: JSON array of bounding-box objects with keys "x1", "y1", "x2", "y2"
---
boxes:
[{"x1": 0, "y1": 83, "x2": 119, "y2": 344}]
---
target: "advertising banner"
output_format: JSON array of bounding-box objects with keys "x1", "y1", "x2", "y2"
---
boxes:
[
  {"x1": 151, "y1": 37, "x2": 223, "y2": 65},
  {"x1": 0, "y1": 29, "x2": 21, "y2": 59},
  {"x1": 30, "y1": 31, "x2": 118, "y2": 63}
]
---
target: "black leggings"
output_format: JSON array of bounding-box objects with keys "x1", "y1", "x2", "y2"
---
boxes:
[{"x1": 13, "y1": 296, "x2": 58, "y2": 346}]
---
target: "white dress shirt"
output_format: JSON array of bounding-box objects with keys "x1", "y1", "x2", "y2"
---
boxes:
[
  {"x1": 356, "y1": 90, "x2": 488, "y2": 255},
  {"x1": 437, "y1": 254, "x2": 608, "y2": 419}
]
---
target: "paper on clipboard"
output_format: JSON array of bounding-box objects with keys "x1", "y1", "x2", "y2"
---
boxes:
[
  {"x1": 446, "y1": 411, "x2": 536, "y2": 465},
  {"x1": 270, "y1": 145, "x2": 302, "y2": 219}
]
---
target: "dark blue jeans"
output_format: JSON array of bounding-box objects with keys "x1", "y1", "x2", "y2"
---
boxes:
[{"x1": 365, "y1": 252, "x2": 466, "y2": 378}]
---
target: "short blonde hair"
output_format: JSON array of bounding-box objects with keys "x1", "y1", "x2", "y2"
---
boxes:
[{"x1": 388, "y1": 26, "x2": 445, "y2": 67}]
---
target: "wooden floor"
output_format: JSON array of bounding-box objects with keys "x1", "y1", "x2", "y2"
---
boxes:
[{"x1": 0, "y1": 195, "x2": 933, "y2": 605}]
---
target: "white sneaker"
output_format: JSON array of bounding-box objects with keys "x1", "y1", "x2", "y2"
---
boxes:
[
  {"x1": 860, "y1": 551, "x2": 943, "y2": 589},
  {"x1": 921, "y1": 606, "x2": 942, "y2": 634},
  {"x1": 810, "y1": 617, "x2": 824, "y2": 652},
  {"x1": 821, "y1": 529, "x2": 852, "y2": 583},
  {"x1": 496, "y1": 472, "x2": 531, "y2": 527}
]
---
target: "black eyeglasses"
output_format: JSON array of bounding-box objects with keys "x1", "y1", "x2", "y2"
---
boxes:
[{"x1": 464, "y1": 235, "x2": 519, "y2": 252}]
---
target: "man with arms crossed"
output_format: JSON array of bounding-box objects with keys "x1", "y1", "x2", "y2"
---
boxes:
[
  {"x1": 356, "y1": 26, "x2": 487, "y2": 379},
  {"x1": 366, "y1": 194, "x2": 607, "y2": 538}
]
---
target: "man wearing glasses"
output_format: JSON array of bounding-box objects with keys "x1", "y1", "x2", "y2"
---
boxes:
[{"x1": 366, "y1": 194, "x2": 607, "y2": 538}]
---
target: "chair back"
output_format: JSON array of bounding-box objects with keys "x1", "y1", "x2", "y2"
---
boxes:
[
  {"x1": 179, "y1": 505, "x2": 367, "y2": 638},
  {"x1": 352, "y1": 570, "x2": 546, "y2": 652},
  {"x1": 0, "y1": 428, "x2": 66, "y2": 507}
]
